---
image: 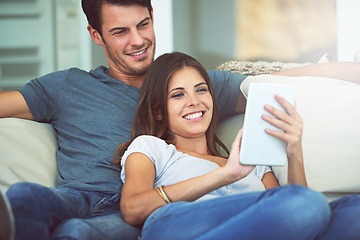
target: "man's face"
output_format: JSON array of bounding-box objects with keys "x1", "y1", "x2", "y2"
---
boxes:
[{"x1": 100, "y1": 4, "x2": 156, "y2": 77}]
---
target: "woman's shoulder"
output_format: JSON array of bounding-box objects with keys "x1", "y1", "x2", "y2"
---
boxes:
[
  {"x1": 129, "y1": 135, "x2": 175, "y2": 154},
  {"x1": 132, "y1": 135, "x2": 168, "y2": 146},
  {"x1": 123, "y1": 135, "x2": 177, "y2": 168}
]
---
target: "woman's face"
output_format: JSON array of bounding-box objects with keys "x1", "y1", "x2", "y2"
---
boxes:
[{"x1": 166, "y1": 67, "x2": 213, "y2": 140}]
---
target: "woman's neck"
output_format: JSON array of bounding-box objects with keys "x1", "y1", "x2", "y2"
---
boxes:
[
  {"x1": 174, "y1": 134, "x2": 227, "y2": 167},
  {"x1": 174, "y1": 134, "x2": 209, "y2": 156}
]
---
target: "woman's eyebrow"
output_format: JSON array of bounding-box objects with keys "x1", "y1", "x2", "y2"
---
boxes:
[
  {"x1": 168, "y1": 87, "x2": 184, "y2": 94},
  {"x1": 168, "y1": 82, "x2": 207, "y2": 94},
  {"x1": 195, "y1": 82, "x2": 207, "y2": 87}
]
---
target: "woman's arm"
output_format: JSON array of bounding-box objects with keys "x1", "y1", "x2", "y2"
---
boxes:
[
  {"x1": 262, "y1": 95, "x2": 307, "y2": 186},
  {"x1": 121, "y1": 129, "x2": 255, "y2": 226},
  {"x1": 261, "y1": 172, "x2": 280, "y2": 189},
  {"x1": 121, "y1": 152, "x2": 237, "y2": 226}
]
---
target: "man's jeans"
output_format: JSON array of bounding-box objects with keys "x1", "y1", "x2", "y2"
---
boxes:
[
  {"x1": 141, "y1": 185, "x2": 360, "y2": 240},
  {"x1": 6, "y1": 182, "x2": 140, "y2": 240}
]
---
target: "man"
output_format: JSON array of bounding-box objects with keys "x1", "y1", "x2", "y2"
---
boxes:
[{"x1": 0, "y1": 0, "x2": 359, "y2": 239}]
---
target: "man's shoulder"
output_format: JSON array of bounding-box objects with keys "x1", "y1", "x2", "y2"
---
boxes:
[
  {"x1": 37, "y1": 66, "x2": 108, "y2": 84},
  {"x1": 45, "y1": 66, "x2": 106, "y2": 77},
  {"x1": 37, "y1": 67, "x2": 89, "y2": 80},
  {"x1": 207, "y1": 69, "x2": 247, "y2": 85}
]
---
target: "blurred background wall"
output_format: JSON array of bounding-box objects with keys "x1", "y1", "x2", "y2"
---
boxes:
[
  {"x1": 173, "y1": 0, "x2": 360, "y2": 69},
  {"x1": 235, "y1": 0, "x2": 337, "y2": 62},
  {"x1": 0, "y1": 0, "x2": 359, "y2": 91}
]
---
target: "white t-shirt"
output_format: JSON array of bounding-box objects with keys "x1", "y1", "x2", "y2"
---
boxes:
[{"x1": 121, "y1": 135, "x2": 271, "y2": 201}]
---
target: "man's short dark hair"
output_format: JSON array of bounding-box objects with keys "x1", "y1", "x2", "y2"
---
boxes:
[{"x1": 82, "y1": 0, "x2": 152, "y2": 36}]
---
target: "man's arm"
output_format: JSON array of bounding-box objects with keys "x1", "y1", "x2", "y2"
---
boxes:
[
  {"x1": 234, "y1": 62, "x2": 360, "y2": 114},
  {"x1": 0, "y1": 91, "x2": 34, "y2": 120},
  {"x1": 272, "y1": 62, "x2": 360, "y2": 84}
]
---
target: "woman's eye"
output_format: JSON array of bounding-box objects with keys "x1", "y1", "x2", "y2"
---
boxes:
[
  {"x1": 196, "y1": 87, "x2": 208, "y2": 93},
  {"x1": 171, "y1": 92, "x2": 184, "y2": 98}
]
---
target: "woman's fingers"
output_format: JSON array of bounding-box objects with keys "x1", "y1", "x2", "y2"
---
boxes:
[
  {"x1": 263, "y1": 95, "x2": 302, "y2": 131},
  {"x1": 262, "y1": 95, "x2": 304, "y2": 157},
  {"x1": 262, "y1": 111, "x2": 302, "y2": 136},
  {"x1": 264, "y1": 99, "x2": 301, "y2": 124},
  {"x1": 231, "y1": 127, "x2": 243, "y2": 151}
]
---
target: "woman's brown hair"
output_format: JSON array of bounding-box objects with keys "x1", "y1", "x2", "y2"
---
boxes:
[{"x1": 113, "y1": 52, "x2": 229, "y2": 167}]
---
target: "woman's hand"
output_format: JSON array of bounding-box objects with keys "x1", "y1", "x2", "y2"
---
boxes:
[
  {"x1": 262, "y1": 94, "x2": 307, "y2": 186},
  {"x1": 262, "y1": 95, "x2": 303, "y2": 161},
  {"x1": 222, "y1": 128, "x2": 255, "y2": 182}
]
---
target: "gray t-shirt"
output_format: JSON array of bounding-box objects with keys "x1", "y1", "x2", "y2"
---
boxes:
[
  {"x1": 121, "y1": 135, "x2": 270, "y2": 201},
  {"x1": 19, "y1": 66, "x2": 246, "y2": 195}
]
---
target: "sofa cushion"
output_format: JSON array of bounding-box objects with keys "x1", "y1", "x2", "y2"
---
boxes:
[
  {"x1": 0, "y1": 118, "x2": 58, "y2": 192},
  {"x1": 218, "y1": 75, "x2": 360, "y2": 195}
]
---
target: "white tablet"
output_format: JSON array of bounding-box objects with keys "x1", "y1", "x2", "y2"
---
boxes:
[{"x1": 239, "y1": 83, "x2": 296, "y2": 166}]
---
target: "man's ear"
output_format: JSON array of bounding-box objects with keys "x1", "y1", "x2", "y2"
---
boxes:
[{"x1": 87, "y1": 24, "x2": 104, "y2": 46}]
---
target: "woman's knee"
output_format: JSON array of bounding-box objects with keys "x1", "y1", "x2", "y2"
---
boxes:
[{"x1": 278, "y1": 185, "x2": 331, "y2": 226}]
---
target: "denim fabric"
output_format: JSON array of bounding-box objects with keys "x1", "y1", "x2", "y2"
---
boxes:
[
  {"x1": 6, "y1": 182, "x2": 140, "y2": 240},
  {"x1": 317, "y1": 194, "x2": 360, "y2": 240},
  {"x1": 141, "y1": 185, "x2": 331, "y2": 240}
]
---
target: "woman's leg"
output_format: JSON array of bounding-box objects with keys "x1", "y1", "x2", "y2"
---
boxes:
[
  {"x1": 141, "y1": 185, "x2": 330, "y2": 240},
  {"x1": 317, "y1": 194, "x2": 360, "y2": 240},
  {"x1": 6, "y1": 182, "x2": 103, "y2": 240}
]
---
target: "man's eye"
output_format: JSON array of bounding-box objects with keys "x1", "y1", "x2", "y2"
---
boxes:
[
  {"x1": 139, "y1": 22, "x2": 149, "y2": 28},
  {"x1": 115, "y1": 30, "x2": 125, "y2": 35}
]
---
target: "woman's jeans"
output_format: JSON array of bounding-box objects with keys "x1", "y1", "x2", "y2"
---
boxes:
[
  {"x1": 141, "y1": 185, "x2": 360, "y2": 240},
  {"x1": 6, "y1": 182, "x2": 140, "y2": 240}
]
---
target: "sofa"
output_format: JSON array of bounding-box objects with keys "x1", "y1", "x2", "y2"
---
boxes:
[{"x1": 1, "y1": 61, "x2": 360, "y2": 202}]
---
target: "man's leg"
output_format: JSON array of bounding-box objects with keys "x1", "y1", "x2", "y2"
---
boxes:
[
  {"x1": 317, "y1": 194, "x2": 360, "y2": 240},
  {"x1": 50, "y1": 211, "x2": 141, "y2": 240},
  {"x1": 0, "y1": 190, "x2": 15, "y2": 240},
  {"x1": 50, "y1": 192, "x2": 140, "y2": 240},
  {"x1": 141, "y1": 185, "x2": 330, "y2": 240},
  {"x1": 6, "y1": 182, "x2": 104, "y2": 240}
]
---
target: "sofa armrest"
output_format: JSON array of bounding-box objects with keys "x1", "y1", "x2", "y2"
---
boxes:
[
  {"x1": 0, "y1": 118, "x2": 58, "y2": 192},
  {"x1": 217, "y1": 74, "x2": 360, "y2": 201}
]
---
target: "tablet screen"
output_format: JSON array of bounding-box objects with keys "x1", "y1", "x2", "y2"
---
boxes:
[{"x1": 239, "y1": 83, "x2": 296, "y2": 166}]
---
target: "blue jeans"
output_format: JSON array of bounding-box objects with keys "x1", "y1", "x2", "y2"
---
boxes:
[
  {"x1": 6, "y1": 182, "x2": 140, "y2": 240},
  {"x1": 317, "y1": 193, "x2": 360, "y2": 240},
  {"x1": 141, "y1": 185, "x2": 331, "y2": 240}
]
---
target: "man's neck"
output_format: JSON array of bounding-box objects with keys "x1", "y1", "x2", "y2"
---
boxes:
[{"x1": 108, "y1": 68, "x2": 145, "y2": 88}]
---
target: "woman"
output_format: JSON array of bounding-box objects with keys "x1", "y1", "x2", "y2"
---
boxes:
[{"x1": 114, "y1": 52, "x2": 351, "y2": 239}]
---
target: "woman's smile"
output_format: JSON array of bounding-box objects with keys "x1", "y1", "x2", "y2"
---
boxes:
[{"x1": 183, "y1": 111, "x2": 205, "y2": 121}]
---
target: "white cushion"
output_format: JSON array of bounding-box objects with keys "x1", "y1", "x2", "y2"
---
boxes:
[
  {"x1": 0, "y1": 118, "x2": 58, "y2": 192},
  {"x1": 218, "y1": 75, "x2": 360, "y2": 195}
]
